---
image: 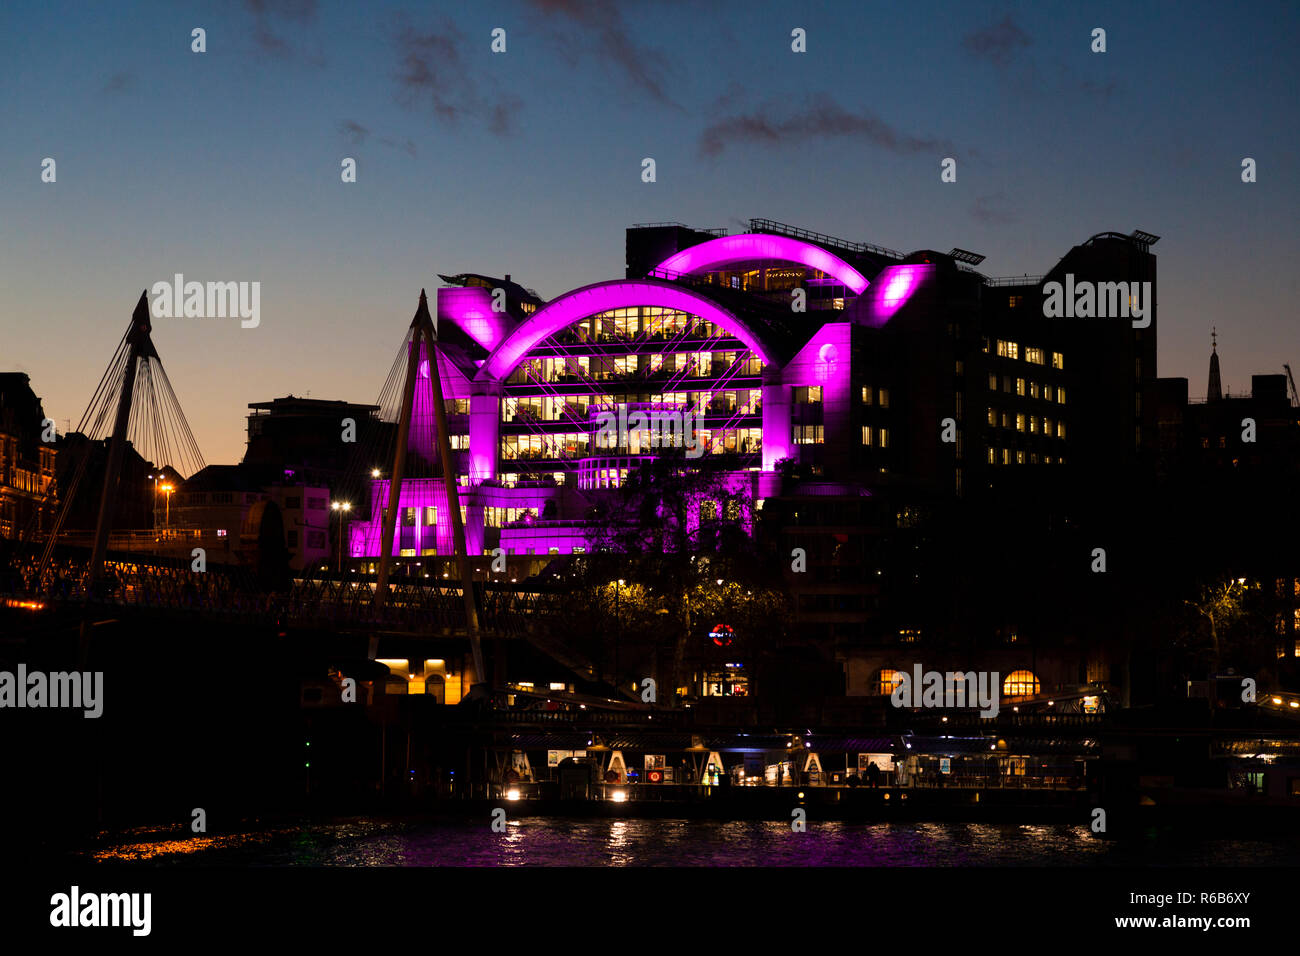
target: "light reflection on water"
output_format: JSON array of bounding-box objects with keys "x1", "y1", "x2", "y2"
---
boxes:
[{"x1": 88, "y1": 818, "x2": 1300, "y2": 867}]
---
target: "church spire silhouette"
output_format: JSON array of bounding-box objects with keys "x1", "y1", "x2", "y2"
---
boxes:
[{"x1": 1207, "y1": 327, "x2": 1222, "y2": 402}]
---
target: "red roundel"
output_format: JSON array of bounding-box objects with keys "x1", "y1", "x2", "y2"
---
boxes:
[{"x1": 648, "y1": 770, "x2": 663, "y2": 783}]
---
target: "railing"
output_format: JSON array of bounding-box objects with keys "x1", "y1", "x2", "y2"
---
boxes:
[
  {"x1": 984, "y1": 275, "x2": 1044, "y2": 287},
  {"x1": 748, "y1": 218, "x2": 905, "y2": 261}
]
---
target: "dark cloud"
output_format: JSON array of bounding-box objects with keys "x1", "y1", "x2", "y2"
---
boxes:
[
  {"x1": 102, "y1": 72, "x2": 135, "y2": 94},
  {"x1": 963, "y1": 14, "x2": 1031, "y2": 68},
  {"x1": 971, "y1": 193, "x2": 1018, "y2": 225},
  {"x1": 523, "y1": 0, "x2": 681, "y2": 109},
  {"x1": 392, "y1": 15, "x2": 521, "y2": 133},
  {"x1": 699, "y1": 96, "x2": 958, "y2": 159}
]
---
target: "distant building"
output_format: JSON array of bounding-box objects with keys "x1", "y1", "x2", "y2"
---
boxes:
[
  {"x1": 171, "y1": 464, "x2": 331, "y2": 571},
  {"x1": 0, "y1": 372, "x2": 58, "y2": 540}
]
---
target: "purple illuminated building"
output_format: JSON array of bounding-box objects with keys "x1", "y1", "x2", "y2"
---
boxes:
[{"x1": 348, "y1": 220, "x2": 1161, "y2": 665}]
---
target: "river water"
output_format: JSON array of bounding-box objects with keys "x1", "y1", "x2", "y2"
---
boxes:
[{"x1": 87, "y1": 818, "x2": 1300, "y2": 866}]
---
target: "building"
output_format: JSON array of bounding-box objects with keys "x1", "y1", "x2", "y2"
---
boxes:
[
  {"x1": 341, "y1": 219, "x2": 1164, "y2": 700},
  {"x1": 170, "y1": 464, "x2": 332, "y2": 572},
  {"x1": 0, "y1": 373, "x2": 58, "y2": 540}
]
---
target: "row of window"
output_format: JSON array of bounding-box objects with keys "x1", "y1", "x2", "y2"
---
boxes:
[
  {"x1": 991, "y1": 340, "x2": 1064, "y2": 369},
  {"x1": 878, "y1": 668, "x2": 1042, "y2": 698},
  {"x1": 988, "y1": 375, "x2": 1066, "y2": 403},
  {"x1": 861, "y1": 386, "x2": 891, "y2": 407},
  {"x1": 987, "y1": 448, "x2": 1066, "y2": 465},
  {"x1": 509, "y1": 350, "x2": 764, "y2": 385},
  {"x1": 986, "y1": 410, "x2": 1066, "y2": 438},
  {"x1": 504, "y1": 390, "x2": 762, "y2": 423}
]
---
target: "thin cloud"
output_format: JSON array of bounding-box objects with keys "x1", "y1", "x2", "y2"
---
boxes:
[
  {"x1": 102, "y1": 72, "x2": 136, "y2": 94},
  {"x1": 379, "y1": 137, "x2": 418, "y2": 158},
  {"x1": 339, "y1": 120, "x2": 369, "y2": 145},
  {"x1": 392, "y1": 15, "x2": 521, "y2": 134},
  {"x1": 523, "y1": 0, "x2": 682, "y2": 109},
  {"x1": 243, "y1": 0, "x2": 322, "y2": 61},
  {"x1": 963, "y1": 14, "x2": 1031, "y2": 68},
  {"x1": 700, "y1": 96, "x2": 958, "y2": 159},
  {"x1": 971, "y1": 193, "x2": 1018, "y2": 225}
]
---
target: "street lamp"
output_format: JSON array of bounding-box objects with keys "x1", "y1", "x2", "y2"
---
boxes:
[
  {"x1": 160, "y1": 483, "x2": 173, "y2": 527},
  {"x1": 331, "y1": 501, "x2": 352, "y2": 573}
]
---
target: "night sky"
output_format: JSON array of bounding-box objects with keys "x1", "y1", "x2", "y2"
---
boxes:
[{"x1": 3, "y1": 0, "x2": 1297, "y2": 465}]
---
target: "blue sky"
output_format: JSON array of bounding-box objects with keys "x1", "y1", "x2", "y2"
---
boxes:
[{"x1": 2, "y1": 0, "x2": 1297, "y2": 463}]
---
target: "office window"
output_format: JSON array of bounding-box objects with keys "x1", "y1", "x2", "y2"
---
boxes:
[
  {"x1": 1025, "y1": 347, "x2": 1044, "y2": 365},
  {"x1": 1016, "y1": 450, "x2": 1026, "y2": 464},
  {"x1": 987, "y1": 407, "x2": 996, "y2": 426},
  {"x1": 1043, "y1": 385, "x2": 1054, "y2": 402},
  {"x1": 1057, "y1": 387, "x2": 1066, "y2": 405},
  {"x1": 1052, "y1": 352, "x2": 1064, "y2": 370},
  {"x1": 1058, "y1": 421, "x2": 1066, "y2": 439},
  {"x1": 879, "y1": 388, "x2": 890, "y2": 408},
  {"x1": 1001, "y1": 412, "x2": 1011, "y2": 428},
  {"x1": 1029, "y1": 381, "x2": 1039, "y2": 399},
  {"x1": 878, "y1": 428, "x2": 889, "y2": 448},
  {"x1": 795, "y1": 425, "x2": 823, "y2": 444},
  {"x1": 1001, "y1": 448, "x2": 1010, "y2": 465},
  {"x1": 1003, "y1": 376, "x2": 1013, "y2": 393},
  {"x1": 861, "y1": 386, "x2": 874, "y2": 405},
  {"x1": 987, "y1": 447, "x2": 996, "y2": 464},
  {"x1": 1016, "y1": 413, "x2": 1026, "y2": 432},
  {"x1": 1029, "y1": 416, "x2": 1039, "y2": 434},
  {"x1": 862, "y1": 426, "x2": 873, "y2": 446},
  {"x1": 1016, "y1": 378, "x2": 1026, "y2": 396},
  {"x1": 988, "y1": 373, "x2": 998, "y2": 390}
]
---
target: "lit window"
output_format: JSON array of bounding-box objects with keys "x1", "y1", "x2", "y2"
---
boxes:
[
  {"x1": 1058, "y1": 421, "x2": 1066, "y2": 439},
  {"x1": 987, "y1": 407, "x2": 996, "y2": 426},
  {"x1": 862, "y1": 426, "x2": 873, "y2": 446},
  {"x1": 1025, "y1": 347, "x2": 1044, "y2": 365},
  {"x1": 988, "y1": 373, "x2": 998, "y2": 390},
  {"x1": 1057, "y1": 387, "x2": 1066, "y2": 405},
  {"x1": 861, "y1": 386, "x2": 873, "y2": 404},
  {"x1": 1016, "y1": 378, "x2": 1026, "y2": 396},
  {"x1": 877, "y1": 669, "x2": 906, "y2": 695},
  {"x1": 1029, "y1": 381, "x2": 1039, "y2": 399},
  {"x1": 878, "y1": 428, "x2": 889, "y2": 448},
  {"x1": 1052, "y1": 352, "x2": 1064, "y2": 369},
  {"x1": 1016, "y1": 450, "x2": 1026, "y2": 464},
  {"x1": 996, "y1": 340, "x2": 1019, "y2": 360},
  {"x1": 1003, "y1": 670, "x2": 1040, "y2": 698},
  {"x1": 1016, "y1": 413, "x2": 1026, "y2": 432},
  {"x1": 879, "y1": 388, "x2": 890, "y2": 408},
  {"x1": 987, "y1": 447, "x2": 996, "y2": 464}
]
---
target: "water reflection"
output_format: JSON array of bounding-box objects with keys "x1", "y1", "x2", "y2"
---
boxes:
[{"x1": 84, "y1": 818, "x2": 1300, "y2": 867}]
